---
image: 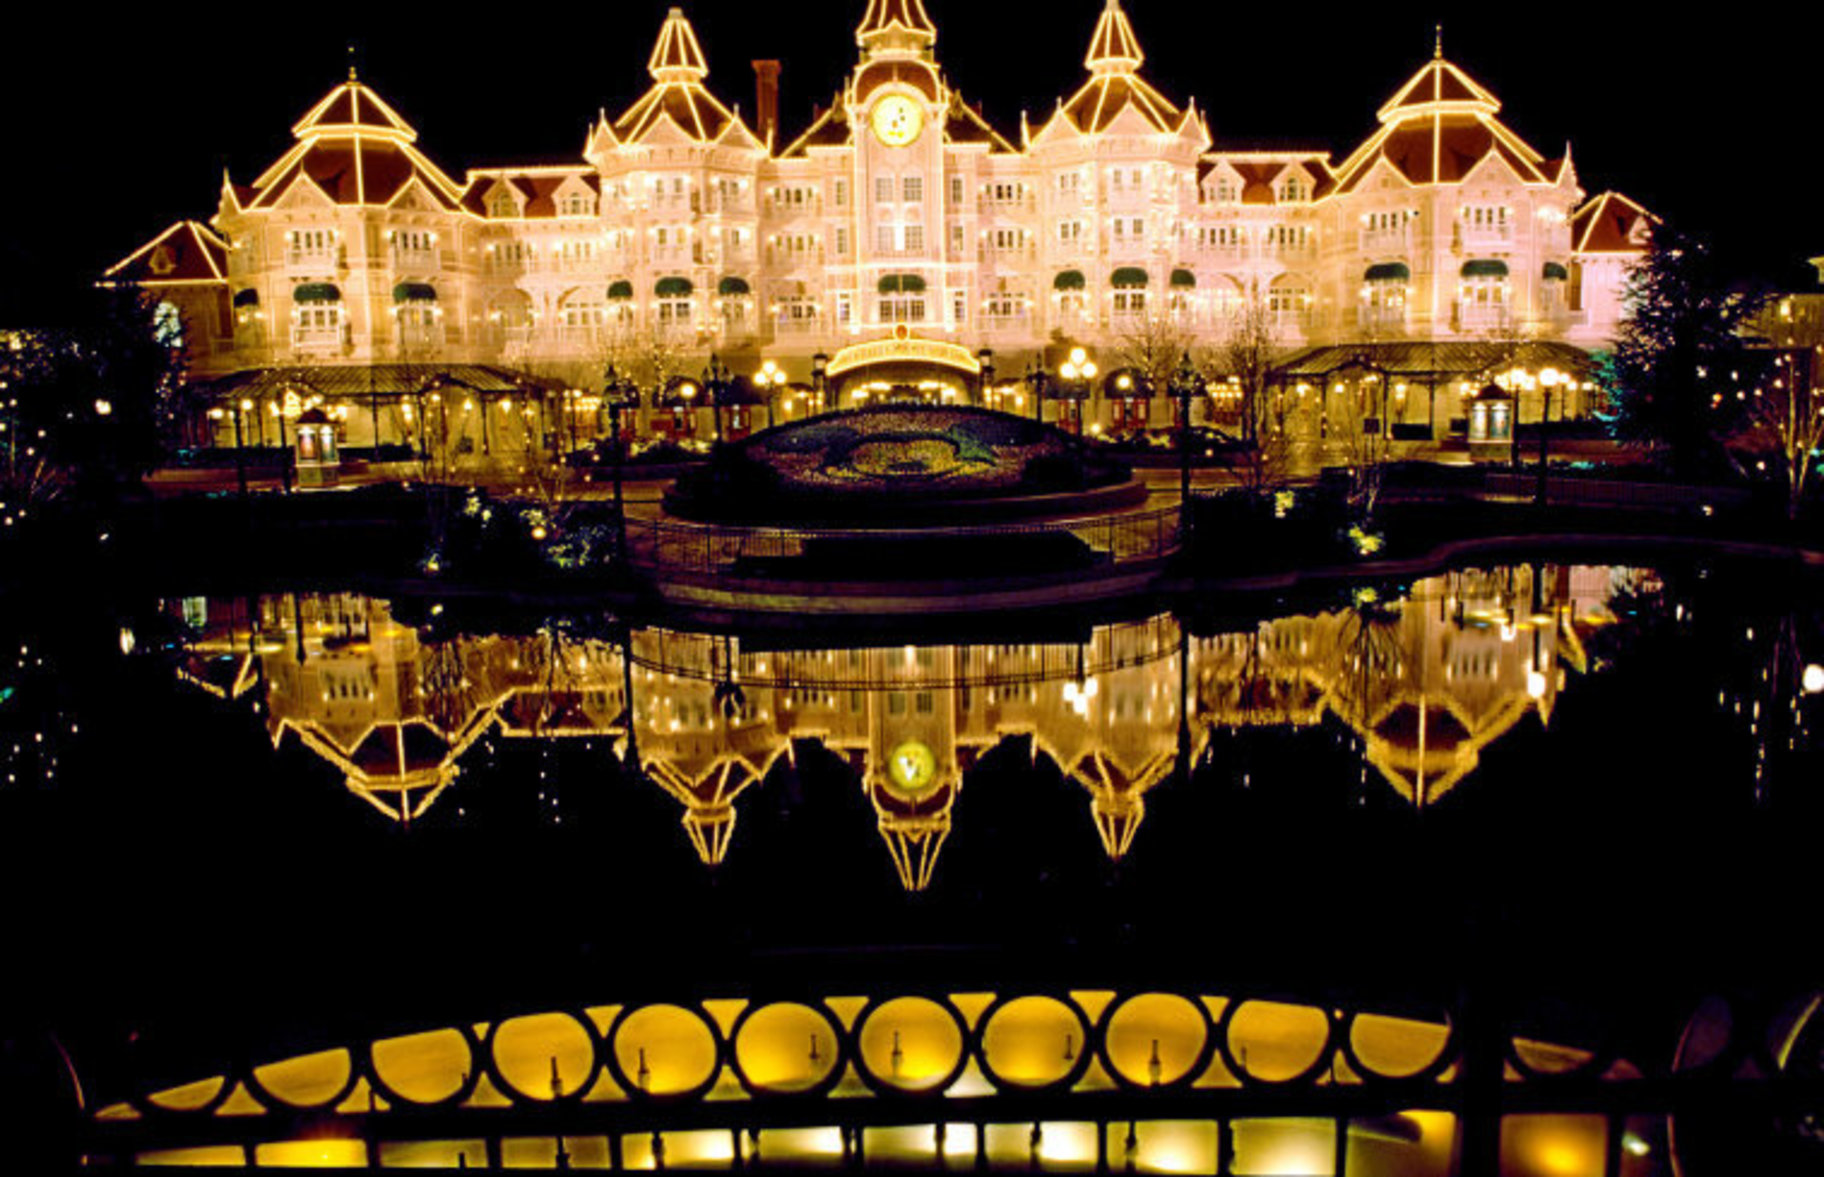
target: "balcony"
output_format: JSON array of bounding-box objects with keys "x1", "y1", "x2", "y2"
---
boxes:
[
  {"x1": 285, "y1": 247, "x2": 340, "y2": 271},
  {"x1": 1360, "y1": 228, "x2": 1410, "y2": 252},
  {"x1": 979, "y1": 313, "x2": 1031, "y2": 334},
  {"x1": 290, "y1": 326, "x2": 345, "y2": 351},
  {"x1": 1458, "y1": 224, "x2": 1513, "y2": 250},
  {"x1": 389, "y1": 247, "x2": 439, "y2": 274}
]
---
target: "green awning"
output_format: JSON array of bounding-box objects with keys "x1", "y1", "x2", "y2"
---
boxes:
[
  {"x1": 1542, "y1": 261, "x2": 1569, "y2": 281},
  {"x1": 1053, "y1": 269, "x2": 1086, "y2": 291},
  {"x1": 293, "y1": 283, "x2": 341, "y2": 303},
  {"x1": 607, "y1": 280, "x2": 634, "y2": 301},
  {"x1": 1365, "y1": 262, "x2": 1411, "y2": 282},
  {"x1": 878, "y1": 273, "x2": 927, "y2": 294},
  {"x1": 717, "y1": 276, "x2": 751, "y2": 296},
  {"x1": 1169, "y1": 268, "x2": 1196, "y2": 288},
  {"x1": 655, "y1": 276, "x2": 694, "y2": 297},
  {"x1": 1460, "y1": 259, "x2": 1509, "y2": 279},
  {"x1": 1111, "y1": 267, "x2": 1150, "y2": 289},
  {"x1": 392, "y1": 282, "x2": 437, "y2": 303},
  {"x1": 233, "y1": 288, "x2": 260, "y2": 307}
]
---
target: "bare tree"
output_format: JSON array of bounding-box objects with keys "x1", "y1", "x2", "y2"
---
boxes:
[
  {"x1": 1741, "y1": 297, "x2": 1824, "y2": 518},
  {"x1": 1210, "y1": 296, "x2": 1294, "y2": 493},
  {"x1": 1116, "y1": 311, "x2": 1197, "y2": 413},
  {"x1": 1328, "y1": 378, "x2": 1391, "y2": 522}
]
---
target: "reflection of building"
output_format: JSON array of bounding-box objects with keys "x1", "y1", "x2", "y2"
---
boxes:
[
  {"x1": 176, "y1": 596, "x2": 625, "y2": 821},
  {"x1": 112, "y1": 1, "x2": 1654, "y2": 447},
  {"x1": 1196, "y1": 565, "x2": 1632, "y2": 805},
  {"x1": 173, "y1": 567, "x2": 1633, "y2": 882}
]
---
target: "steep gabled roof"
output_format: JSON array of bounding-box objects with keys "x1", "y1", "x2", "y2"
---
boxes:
[
  {"x1": 1333, "y1": 53, "x2": 1550, "y2": 193},
  {"x1": 779, "y1": 99, "x2": 854, "y2": 157},
  {"x1": 103, "y1": 220, "x2": 229, "y2": 285},
  {"x1": 945, "y1": 93, "x2": 1018, "y2": 154},
  {"x1": 239, "y1": 73, "x2": 464, "y2": 211},
  {"x1": 613, "y1": 7, "x2": 756, "y2": 146},
  {"x1": 1571, "y1": 191, "x2": 1657, "y2": 254}
]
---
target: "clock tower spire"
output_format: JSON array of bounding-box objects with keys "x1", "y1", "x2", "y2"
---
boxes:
[{"x1": 856, "y1": 0, "x2": 937, "y2": 56}]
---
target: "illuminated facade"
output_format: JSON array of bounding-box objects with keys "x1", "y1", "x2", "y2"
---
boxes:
[{"x1": 109, "y1": 0, "x2": 1657, "y2": 443}]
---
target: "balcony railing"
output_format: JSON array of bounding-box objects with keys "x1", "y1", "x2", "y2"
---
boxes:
[{"x1": 285, "y1": 248, "x2": 340, "y2": 270}]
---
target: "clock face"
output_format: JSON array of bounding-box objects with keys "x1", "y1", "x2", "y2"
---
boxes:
[
  {"x1": 887, "y1": 740, "x2": 937, "y2": 793},
  {"x1": 871, "y1": 95, "x2": 924, "y2": 147}
]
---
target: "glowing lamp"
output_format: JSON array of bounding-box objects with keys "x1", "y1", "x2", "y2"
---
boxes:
[{"x1": 1803, "y1": 664, "x2": 1824, "y2": 694}]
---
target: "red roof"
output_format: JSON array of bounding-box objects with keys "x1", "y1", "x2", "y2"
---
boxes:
[
  {"x1": 461, "y1": 169, "x2": 600, "y2": 218},
  {"x1": 250, "y1": 139, "x2": 462, "y2": 210},
  {"x1": 1572, "y1": 191, "x2": 1657, "y2": 254},
  {"x1": 104, "y1": 220, "x2": 229, "y2": 285}
]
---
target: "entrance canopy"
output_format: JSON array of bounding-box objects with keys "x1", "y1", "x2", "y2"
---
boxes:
[
  {"x1": 1273, "y1": 340, "x2": 1594, "y2": 383},
  {"x1": 825, "y1": 329, "x2": 982, "y2": 379}
]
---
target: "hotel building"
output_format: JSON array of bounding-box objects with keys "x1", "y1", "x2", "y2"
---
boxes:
[{"x1": 106, "y1": 0, "x2": 1657, "y2": 445}]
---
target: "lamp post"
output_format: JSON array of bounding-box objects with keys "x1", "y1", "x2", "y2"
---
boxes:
[
  {"x1": 811, "y1": 351, "x2": 829, "y2": 413},
  {"x1": 1059, "y1": 346, "x2": 1097, "y2": 435},
  {"x1": 976, "y1": 347, "x2": 995, "y2": 407},
  {"x1": 603, "y1": 362, "x2": 637, "y2": 559},
  {"x1": 1535, "y1": 367, "x2": 1561, "y2": 506},
  {"x1": 1024, "y1": 359, "x2": 1048, "y2": 423},
  {"x1": 269, "y1": 399, "x2": 293, "y2": 493},
  {"x1": 1170, "y1": 352, "x2": 1203, "y2": 524},
  {"x1": 234, "y1": 397, "x2": 252, "y2": 498},
  {"x1": 704, "y1": 354, "x2": 730, "y2": 445},
  {"x1": 756, "y1": 359, "x2": 786, "y2": 429}
]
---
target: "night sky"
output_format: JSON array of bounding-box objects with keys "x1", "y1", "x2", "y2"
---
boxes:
[{"x1": 5, "y1": 1, "x2": 1819, "y2": 324}]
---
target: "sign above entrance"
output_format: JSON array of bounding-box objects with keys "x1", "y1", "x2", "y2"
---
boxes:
[{"x1": 826, "y1": 326, "x2": 982, "y2": 378}]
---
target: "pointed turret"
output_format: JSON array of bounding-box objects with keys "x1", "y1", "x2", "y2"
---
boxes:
[
  {"x1": 857, "y1": 0, "x2": 937, "y2": 51},
  {"x1": 648, "y1": 6, "x2": 710, "y2": 81},
  {"x1": 614, "y1": 6, "x2": 757, "y2": 145},
  {"x1": 1052, "y1": 0, "x2": 1186, "y2": 136},
  {"x1": 1085, "y1": 0, "x2": 1144, "y2": 75}
]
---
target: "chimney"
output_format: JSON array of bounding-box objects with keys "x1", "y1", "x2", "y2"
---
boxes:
[{"x1": 752, "y1": 60, "x2": 781, "y2": 146}]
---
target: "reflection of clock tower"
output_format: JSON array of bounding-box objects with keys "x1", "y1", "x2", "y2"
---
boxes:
[{"x1": 846, "y1": 0, "x2": 951, "y2": 334}]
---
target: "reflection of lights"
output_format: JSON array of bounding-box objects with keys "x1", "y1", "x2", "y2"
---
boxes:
[
  {"x1": 1062, "y1": 677, "x2": 1098, "y2": 716},
  {"x1": 1803, "y1": 664, "x2": 1824, "y2": 694},
  {"x1": 1527, "y1": 669, "x2": 1547, "y2": 699},
  {"x1": 1622, "y1": 1133, "x2": 1650, "y2": 1157}
]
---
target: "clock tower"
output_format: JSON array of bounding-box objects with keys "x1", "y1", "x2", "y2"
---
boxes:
[{"x1": 846, "y1": 0, "x2": 952, "y2": 333}]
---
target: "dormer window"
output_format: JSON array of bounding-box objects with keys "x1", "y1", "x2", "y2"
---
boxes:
[
  {"x1": 1279, "y1": 174, "x2": 1308, "y2": 204},
  {"x1": 1212, "y1": 176, "x2": 1238, "y2": 204},
  {"x1": 559, "y1": 192, "x2": 595, "y2": 217},
  {"x1": 490, "y1": 193, "x2": 518, "y2": 219}
]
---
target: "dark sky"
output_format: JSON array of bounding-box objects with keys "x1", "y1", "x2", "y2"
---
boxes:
[{"x1": 5, "y1": 1, "x2": 1819, "y2": 323}]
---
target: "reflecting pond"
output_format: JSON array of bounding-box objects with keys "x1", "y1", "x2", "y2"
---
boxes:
[{"x1": 5, "y1": 558, "x2": 1823, "y2": 1175}]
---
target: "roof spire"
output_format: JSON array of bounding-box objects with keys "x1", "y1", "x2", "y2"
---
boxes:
[
  {"x1": 648, "y1": 7, "x2": 709, "y2": 82},
  {"x1": 856, "y1": 0, "x2": 937, "y2": 52},
  {"x1": 1433, "y1": 23, "x2": 1443, "y2": 59},
  {"x1": 1085, "y1": 0, "x2": 1145, "y2": 75},
  {"x1": 347, "y1": 42, "x2": 358, "y2": 82}
]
